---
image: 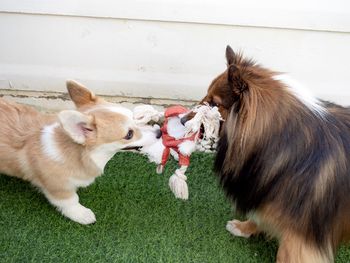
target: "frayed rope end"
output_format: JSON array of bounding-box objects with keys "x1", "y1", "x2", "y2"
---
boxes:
[{"x1": 168, "y1": 170, "x2": 188, "y2": 200}]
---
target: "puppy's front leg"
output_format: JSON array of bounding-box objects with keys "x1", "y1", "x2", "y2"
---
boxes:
[{"x1": 44, "y1": 191, "x2": 96, "y2": 225}]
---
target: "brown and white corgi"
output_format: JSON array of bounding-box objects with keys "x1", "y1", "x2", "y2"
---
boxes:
[{"x1": 0, "y1": 80, "x2": 157, "y2": 224}]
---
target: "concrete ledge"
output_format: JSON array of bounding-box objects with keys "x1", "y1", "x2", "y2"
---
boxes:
[{"x1": 0, "y1": 89, "x2": 197, "y2": 112}]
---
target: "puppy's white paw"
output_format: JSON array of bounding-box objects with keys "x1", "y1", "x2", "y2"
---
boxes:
[
  {"x1": 62, "y1": 204, "x2": 96, "y2": 225},
  {"x1": 226, "y1": 220, "x2": 251, "y2": 238}
]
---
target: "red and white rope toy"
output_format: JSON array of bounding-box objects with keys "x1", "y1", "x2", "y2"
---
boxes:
[{"x1": 133, "y1": 104, "x2": 222, "y2": 200}]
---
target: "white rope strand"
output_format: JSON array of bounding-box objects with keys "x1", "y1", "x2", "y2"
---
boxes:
[
  {"x1": 184, "y1": 104, "x2": 223, "y2": 152},
  {"x1": 133, "y1": 105, "x2": 164, "y2": 125}
]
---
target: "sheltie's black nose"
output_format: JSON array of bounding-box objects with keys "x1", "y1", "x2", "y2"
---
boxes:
[
  {"x1": 180, "y1": 115, "x2": 189, "y2": 125},
  {"x1": 180, "y1": 111, "x2": 195, "y2": 126},
  {"x1": 156, "y1": 129, "x2": 162, "y2": 139}
]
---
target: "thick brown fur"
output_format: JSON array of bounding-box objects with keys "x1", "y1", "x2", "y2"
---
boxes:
[
  {"x1": 0, "y1": 81, "x2": 150, "y2": 224},
  {"x1": 203, "y1": 46, "x2": 350, "y2": 262}
]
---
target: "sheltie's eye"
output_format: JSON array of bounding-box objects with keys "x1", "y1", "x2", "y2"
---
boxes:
[
  {"x1": 209, "y1": 101, "x2": 219, "y2": 107},
  {"x1": 124, "y1": 129, "x2": 134, "y2": 140}
]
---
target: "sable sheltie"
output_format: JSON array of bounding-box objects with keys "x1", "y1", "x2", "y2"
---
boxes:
[
  {"x1": 201, "y1": 46, "x2": 350, "y2": 262},
  {"x1": 0, "y1": 81, "x2": 156, "y2": 224}
]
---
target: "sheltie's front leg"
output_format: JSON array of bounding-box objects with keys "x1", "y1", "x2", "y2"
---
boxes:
[
  {"x1": 226, "y1": 219, "x2": 259, "y2": 238},
  {"x1": 276, "y1": 232, "x2": 333, "y2": 263}
]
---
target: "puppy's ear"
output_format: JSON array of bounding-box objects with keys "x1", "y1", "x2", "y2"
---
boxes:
[
  {"x1": 226, "y1": 45, "x2": 236, "y2": 66},
  {"x1": 58, "y1": 110, "x2": 95, "y2": 144},
  {"x1": 66, "y1": 80, "x2": 97, "y2": 108},
  {"x1": 228, "y1": 64, "x2": 249, "y2": 94}
]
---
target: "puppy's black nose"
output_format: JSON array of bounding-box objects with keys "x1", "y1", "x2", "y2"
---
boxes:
[{"x1": 156, "y1": 129, "x2": 162, "y2": 139}]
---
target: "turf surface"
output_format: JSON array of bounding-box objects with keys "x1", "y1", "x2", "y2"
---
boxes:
[{"x1": 0, "y1": 152, "x2": 349, "y2": 263}]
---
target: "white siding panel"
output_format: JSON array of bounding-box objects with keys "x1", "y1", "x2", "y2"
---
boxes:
[
  {"x1": 1, "y1": 0, "x2": 350, "y2": 32},
  {"x1": 0, "y1": 1, "x2": 349, "y2": 105}
]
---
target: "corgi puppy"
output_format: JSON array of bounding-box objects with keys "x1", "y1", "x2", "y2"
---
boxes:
[{"x1": 0, "y1": 80, "x2": 156, "y2": 224}]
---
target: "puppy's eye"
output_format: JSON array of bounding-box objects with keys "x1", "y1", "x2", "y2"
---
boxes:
[{"x1": 124, "y1": 129, "x2": 134, "y2": 140}]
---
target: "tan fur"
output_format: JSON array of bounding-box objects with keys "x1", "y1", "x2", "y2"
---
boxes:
[
  {"x1": 0, "y1": 99, "x2": 55, "y2": 178},
  {"x1": 252, "y1": 205, "x2": 333, "y2": 262},
  {"x1": 340, "y1": 209, "x2": 350, "y2": 242},
  {"x1": 0, "y1": 81, "x2": 147, "y2": 224},
  {"x1": 277, "y1": 232, "x2": 332, "y2": 263},
  {"x1": 66, "y1": 80, "x2": 100, "y2": 107}
]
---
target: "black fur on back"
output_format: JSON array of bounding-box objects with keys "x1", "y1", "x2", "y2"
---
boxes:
[{"x1": 214, "y1": 102, "x2": 350, "y2": 249}]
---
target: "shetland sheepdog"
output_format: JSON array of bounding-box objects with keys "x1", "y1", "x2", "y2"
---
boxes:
[
  {"x1": 0, "y1": 80, "x2": 156, "y2": 224},
  {"x1": 200, "y1": 46, "x2": 350, "y2": 262}
]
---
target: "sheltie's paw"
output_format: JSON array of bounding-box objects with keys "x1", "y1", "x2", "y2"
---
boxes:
[
  {"x1": 62, "y1": 204, "x2": 96, "y2": 225},
  {"x1": 226, "y1": 220, "x2": 252, "y2": 238}
]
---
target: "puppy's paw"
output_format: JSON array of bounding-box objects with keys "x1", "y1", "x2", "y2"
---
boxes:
[
  {"x1": 63, "y1": 204, "x2": 96, "y2": 225},
  {"x1": 226, "y1": 220, "x2": 251, "y2": 238}
]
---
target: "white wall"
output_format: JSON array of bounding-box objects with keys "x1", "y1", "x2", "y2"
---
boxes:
[{"x1": 0, "y1": 0, "x2": 350, "y2": 108}]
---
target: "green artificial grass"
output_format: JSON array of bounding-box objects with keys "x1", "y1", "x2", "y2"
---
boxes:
[{"x1": 0, "y1": 152, "x2": 349, "y2": 263}]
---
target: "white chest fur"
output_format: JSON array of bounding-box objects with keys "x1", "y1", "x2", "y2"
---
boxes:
[
  {"x1": 70, "y1": 177, "x2": 96, "y2": 188},
  {"x1": 41, "y1": 122, "x2": 64, "y2": 162},
  {"x1": 89, "y1": 142, "x2": 122, "y2": 172}
]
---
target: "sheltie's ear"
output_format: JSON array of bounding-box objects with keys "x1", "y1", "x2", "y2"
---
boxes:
[
  {"x1": 228, "y1": 64, "x2": 249, "y2": 94},
  {"x1": 226, "y1": 45, "x2": 237, "y2": 66}
]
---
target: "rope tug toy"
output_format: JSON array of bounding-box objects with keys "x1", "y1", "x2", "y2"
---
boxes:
[{"x1": 133, "y1": 104, "x2": 222, "y2": 200}]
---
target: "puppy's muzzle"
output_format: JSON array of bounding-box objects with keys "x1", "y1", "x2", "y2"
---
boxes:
[{"x1": 122, "y1": 127, "x2": 161, "y2": 151}]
